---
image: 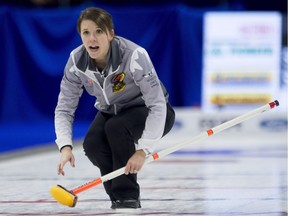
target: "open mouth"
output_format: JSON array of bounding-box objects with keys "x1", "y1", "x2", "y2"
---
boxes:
[{"x1": 89, "y1": 45, "x2": 99, "y2": 52}]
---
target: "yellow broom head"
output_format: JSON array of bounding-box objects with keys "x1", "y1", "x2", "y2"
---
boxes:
[{"x1": 50, "y1": 185, "x2": 78, "y2": 207}]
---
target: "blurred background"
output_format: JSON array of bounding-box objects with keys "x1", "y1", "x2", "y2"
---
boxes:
[{"x1": 0, "y1": 0, "x2": 287, "y2": 155}]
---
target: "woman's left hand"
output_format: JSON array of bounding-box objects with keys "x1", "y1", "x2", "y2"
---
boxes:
[{"x1": 125, "y1": 150, "x2": 146, "y2": 175}]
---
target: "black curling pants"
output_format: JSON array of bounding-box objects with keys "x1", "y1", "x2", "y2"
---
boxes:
[{"x1": 82, "y1": 103, "x2": 175, "y2": 201}]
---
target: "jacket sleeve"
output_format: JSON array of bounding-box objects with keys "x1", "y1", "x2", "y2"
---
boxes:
[
  {"x1": 54, "y1": 58, "x2": 83, "y2": 151},
  {"x1": 130, "y1": 47, "x2": 167, "y2": 154}
]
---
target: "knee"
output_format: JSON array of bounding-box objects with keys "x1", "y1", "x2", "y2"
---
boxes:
[
  {"x1": 83, "y1": 125, "x2": 105, "y2": 153},
  {"x1": 83, "y1": 142, "x2": 95, "y2": 162},
  {"x1": 83, "y1": 135, "x2": 102, "y2": 167},
  {"x1": 83, "y1": 134, "x2": 94, "y2": 153}
]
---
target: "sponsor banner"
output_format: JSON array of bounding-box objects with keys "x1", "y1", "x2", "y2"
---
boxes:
[
  {"x1": 167, "y1": 109, "x2": 287, "y2": 142},
  {"x1": 211, "y1": 72, "x2": 271, "y2": 84},
  {"x1": 279, "y1": 47, "x2": 288, "y2": 111},
  {"x1": 210, "y1": 94, "x2": 271, "y2": 106},
  {"x1": 202, "y1": 12, "x2": 282, "y2": 111}
]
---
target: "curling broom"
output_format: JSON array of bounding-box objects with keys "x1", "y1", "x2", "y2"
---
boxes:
[{"x1": 50, "y1": 100, "x2": 279, "y2": 207}]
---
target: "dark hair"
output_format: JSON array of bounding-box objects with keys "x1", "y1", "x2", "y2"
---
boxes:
[{"x1": 77, "y1": 7, "x2": 114, "y2": 35}]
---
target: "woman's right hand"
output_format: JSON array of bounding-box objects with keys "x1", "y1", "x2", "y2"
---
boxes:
[{"x1": 57, "y1": 146, "x2": 75, "y2": 176}]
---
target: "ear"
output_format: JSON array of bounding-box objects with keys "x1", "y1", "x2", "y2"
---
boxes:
[{"x1": 109, "y1": 29, "x2": 115, "y2": 40}]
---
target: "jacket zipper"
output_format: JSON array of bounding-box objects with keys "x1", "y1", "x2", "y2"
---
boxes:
[
  {"x1": 102, "y1": 66, "x2": 120, "y2": 114},
  {"x1": 114, "y1": 104, "x2": 117, "y2": 115},
  {"x1": 102, "y1": 76, "x2": 110, "y2": 105},
  {"x1": 73, "y1": 54, "x2": 120, "y2": 112}
]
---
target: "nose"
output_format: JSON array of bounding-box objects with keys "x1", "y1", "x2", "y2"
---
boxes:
[{"x1": 90, "y1": 33, "x2": 97, "y2": 42}]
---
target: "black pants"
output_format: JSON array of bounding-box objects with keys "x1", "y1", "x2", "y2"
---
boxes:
[{"x1": 83, "y1": 103, "x2": 175, "y2": 201}]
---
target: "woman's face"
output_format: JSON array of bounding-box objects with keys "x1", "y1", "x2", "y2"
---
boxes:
[{"x1": 80, "y1": 19, "x2": 114, "y2": 63}]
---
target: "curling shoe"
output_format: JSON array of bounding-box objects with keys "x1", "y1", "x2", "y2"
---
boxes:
[{"x1": 111, "y1": 199, "x2": 141, "y2": 209}]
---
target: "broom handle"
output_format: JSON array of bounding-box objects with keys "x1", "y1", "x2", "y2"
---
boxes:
[{"x1": 72, "y1": 100, "x2": 279, "y2": 194}]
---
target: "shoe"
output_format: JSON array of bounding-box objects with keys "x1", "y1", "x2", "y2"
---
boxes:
[
  {"x1": 111, "y1": 199, "x2": 141, "y2": 209},
  {"x1": 111, "y1": 201, "x2": 116, "y2": 209}
]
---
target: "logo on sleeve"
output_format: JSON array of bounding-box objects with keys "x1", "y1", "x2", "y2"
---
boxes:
[
  {"x1": 111, "y1": 72, "x2": 126, "y2": 93},
  {"x1": 85, "y1": 79, "x2": 94, "y2": 86}
]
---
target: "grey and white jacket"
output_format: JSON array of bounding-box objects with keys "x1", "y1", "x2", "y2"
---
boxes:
[{"x1": 55, "y1": 36, "x2": 169, "y2": 153}]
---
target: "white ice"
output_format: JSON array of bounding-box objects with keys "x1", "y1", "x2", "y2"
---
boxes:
[{"x1": 0, "y1": 121, "x2": 287, "y2": 216}]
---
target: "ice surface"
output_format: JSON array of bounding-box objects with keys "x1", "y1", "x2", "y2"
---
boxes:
[{"x1": 0, "y1": 134, "x2": 287, "y2": 215}]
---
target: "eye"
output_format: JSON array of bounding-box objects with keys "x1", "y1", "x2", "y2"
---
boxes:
[
  {"x1": 82, "y1": 30, "x2": 89, "y2": 35},
  {"x1": 96, "y1": 29, "x2": 103, "y2": 34}
]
